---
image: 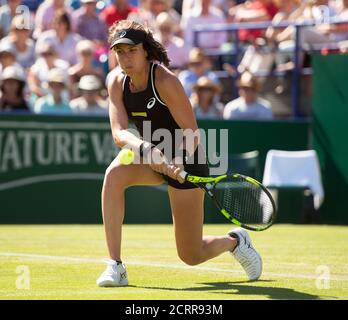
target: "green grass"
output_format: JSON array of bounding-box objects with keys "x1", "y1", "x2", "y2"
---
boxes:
[{"x1": 0, "y1": 224, "x2": 347, "y2": 300}]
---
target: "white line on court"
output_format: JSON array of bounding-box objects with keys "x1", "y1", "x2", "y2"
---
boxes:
[
  {"x1": 0, "y1": 173, "x2": 105, "y2": 191},
  {"x1": 1, "y1": 252, "x2": 348, "y2": 282}
]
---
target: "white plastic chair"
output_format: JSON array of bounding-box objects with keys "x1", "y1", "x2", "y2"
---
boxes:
[{"x1": 262, "y1": 150, "x2": 324, "y2": 210}]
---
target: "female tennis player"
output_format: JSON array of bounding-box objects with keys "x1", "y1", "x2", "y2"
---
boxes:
[{"x1": 97, "y1": 20, "x2": 262, "y2": 287}]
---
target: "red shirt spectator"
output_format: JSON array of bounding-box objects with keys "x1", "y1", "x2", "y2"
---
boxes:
[
  {"x1": 100, "y1": 0, "x2": 138, "y2": 27},
  {"x1": 233, "y1": 0, "x2": 278, "y2": 43},
  {"x1": 264, "y1": 0, "x2": 279, "y2": 18}
]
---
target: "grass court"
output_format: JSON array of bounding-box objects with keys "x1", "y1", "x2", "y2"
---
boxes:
[{"x1": 0, "y1": 224, "x2": 347, "y2": 300}]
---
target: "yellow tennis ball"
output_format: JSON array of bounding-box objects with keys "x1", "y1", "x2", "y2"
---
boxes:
[{"x1": 117, "y1": 149, "x2": 134, "y2": 165}]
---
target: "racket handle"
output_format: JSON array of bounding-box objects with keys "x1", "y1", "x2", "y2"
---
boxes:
[{"x1": 178, "y1": 170, "x2": 188, "y2": 183}]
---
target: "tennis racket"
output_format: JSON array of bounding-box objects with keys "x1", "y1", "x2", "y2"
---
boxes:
[{"x1": 178, "y1": 171, "x2": 277, "y2": 231}]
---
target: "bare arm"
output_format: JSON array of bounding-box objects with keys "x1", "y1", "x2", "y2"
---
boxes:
[
  {"x1": 233, "y1": 5, "x2": 270, "y2": 23},
  {"x1": 237, "y1": 11, "x2": 270, "y2": 23},
  {"x1": 155, "y1": 66, "x2": 200, "y2": 160},
  {"x1": 108, "y1": 73, "x2": 143, "y2": 151},
  {"x1": 27, "y1": 68, "x2": 44, "y2": 98},
  {"x1": 288, "y1": 3, "x2": 308, "y2": 22},
  {"x1": 328, "y1": 23, "x2": 348, "y2": 33},
  {"x1": 266, "y1": 13, "x2": 287, "y2": 40}
]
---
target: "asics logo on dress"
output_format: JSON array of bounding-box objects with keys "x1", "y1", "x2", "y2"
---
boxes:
[{"x1": 147, "y1": 97, "x2": 156, "y2": 109}]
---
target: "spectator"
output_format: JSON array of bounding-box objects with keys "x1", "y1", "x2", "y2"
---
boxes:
[
  {"x1": 36, "y1": 10, "x2": 82, "y2": 66},
  {"x1": 0, "y1": 65, "x2": 30, "y2": 112},
  {"x1": 337, "y1": 0, "x2": 348, "y2": 50},
  {"x1": 72, "y1": 0, "x2": 108, "y2": 45},
  {"x1": 223, "y1": 72, "x2": 273, "y2": 120},
  {"x1": 0, "y1": 0, "x2": 22, "y2": 38},
  {"x1": 301, "y1": 0, "x2": 348, "y2": 45},
  {"x1": 235, "y1": 36, "x2": 276, "y2": 76},
  {"x1": 128, "y1": 0, "x2": 181, "y2": 34},
  {"x1": 181, "y1": 0, "x2": 227, "y2": 49},
  {"x1": 299, "y1": 0, "x2": 337, "y2": 22},
  {"x1": 265, "y1": 0, "x2": 300, "y2": 69},
  {"x1": 275, "y1": 0, "x2": 348, "y2": 47},
  {"x1": 269, "y1": 2, "x2": 308, "y2": 47},
  {"x1": 28, "y1": 42, "x2": 69, "y2": 102},
  {"x1": 266, "y1": 0, "x2": 300, "y2": 43},
  {"x1": 182, "y1": 0, "x2": 226, "y2": 19},
  {"x1": 229, "y1": 0, "x2": 278, "y2": 43},
  {"x1": 70, "y1": 75, "x2": 108, "y2": 114},
  {"x1": 67, "y1": 0, "x2": 82, "y2": 10},
  {"x1": 148, "y1": 0, "x2": 181, "y2": 27},
  {"x1": 34, "y1": 0, "x2": 72, "y2": 38},
  {"x1": 100, "y1": 0, "x2": 138, "y2": 28},
  {"x1": 34, "y1": 68, "x2": 71, "y2": 114},
  {"x1": 0, "y1": 41, "x2": 20, "y2": 73},
  {"x1": 337, "y1": 0, "x2": 348, "y2": 13},
  {"x1": 1, "y1": 15, "x2": 36, "y2": 70},
  {"x1": 22, "y1": 0, "x2": 42, "y2": 11},
  {"x1": 68, "y1": 39, "x2": 105, "y2": 98},
  {"x1": 154, "y1": 12, "x2": 189, "y2": 71},
  {"x1": 191, "y1": 76, "x2": 223, "y2": 119},
  {"x1": 178, "y1": 47, "x2": 220, "y2": 98},
  {"x1": 338, "y1": 38, "x2": 348, "y2": 53}
]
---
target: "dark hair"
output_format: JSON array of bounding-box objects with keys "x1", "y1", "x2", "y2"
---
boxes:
[
  {"x1": 108, "y1": 20, "x2": 170, "y2": 67},
  {"x1": 53, "y1": 9, "x2": 71, "y2": 32},
  {"x1": 1, "y1": 79, "x2": 26, "y2": 96},
  {"x1": 0, "y1": 79, "x2": 27, "y2": 112}
]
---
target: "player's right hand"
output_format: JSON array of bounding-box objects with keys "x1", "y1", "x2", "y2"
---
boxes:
[{"x1": 148, "y1": 148, "x2": 168, "y2": 174}]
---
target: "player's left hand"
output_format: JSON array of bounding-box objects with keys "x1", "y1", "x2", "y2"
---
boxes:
[
  {"x1": 165, "y1": 157, "x2": 184, "y2": 182},
  {"x1": 163, "y1": 164, "x2": 183, "y2": 182}
]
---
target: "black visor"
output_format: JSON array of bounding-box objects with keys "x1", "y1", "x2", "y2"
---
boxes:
[{"x1": 110, "y1": 29, "x2": 146, "y2": 49}]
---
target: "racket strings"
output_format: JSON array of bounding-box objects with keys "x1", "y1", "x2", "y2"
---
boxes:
[{"x1": 214, "y1": 177, "x2": 274, "y2": 228}]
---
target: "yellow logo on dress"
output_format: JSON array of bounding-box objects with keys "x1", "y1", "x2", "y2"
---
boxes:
[{"x1": 131, "y1": 112, "x2": 147, "y2": 117}]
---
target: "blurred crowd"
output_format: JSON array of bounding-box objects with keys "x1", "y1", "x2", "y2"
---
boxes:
[{"x1": 1, "y1": 0, "x2": 348, "y2": 119}]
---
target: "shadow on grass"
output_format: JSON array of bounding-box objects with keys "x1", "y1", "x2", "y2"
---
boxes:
[{"x1": 130, "y1": 280, "x2": 323, "y2": 300}]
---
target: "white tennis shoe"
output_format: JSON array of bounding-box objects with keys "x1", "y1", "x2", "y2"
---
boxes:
[
  {"x1": 228, "y1": 228, "x2": 262, "y2": 281},
  {"x1": 97, "y1": 260, "x2": 128, "y2": 287}
]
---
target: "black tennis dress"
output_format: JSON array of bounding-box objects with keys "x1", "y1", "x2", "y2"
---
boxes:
[{"x1": 122, "y1": 62, "x2": 209, "y2": 189}]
